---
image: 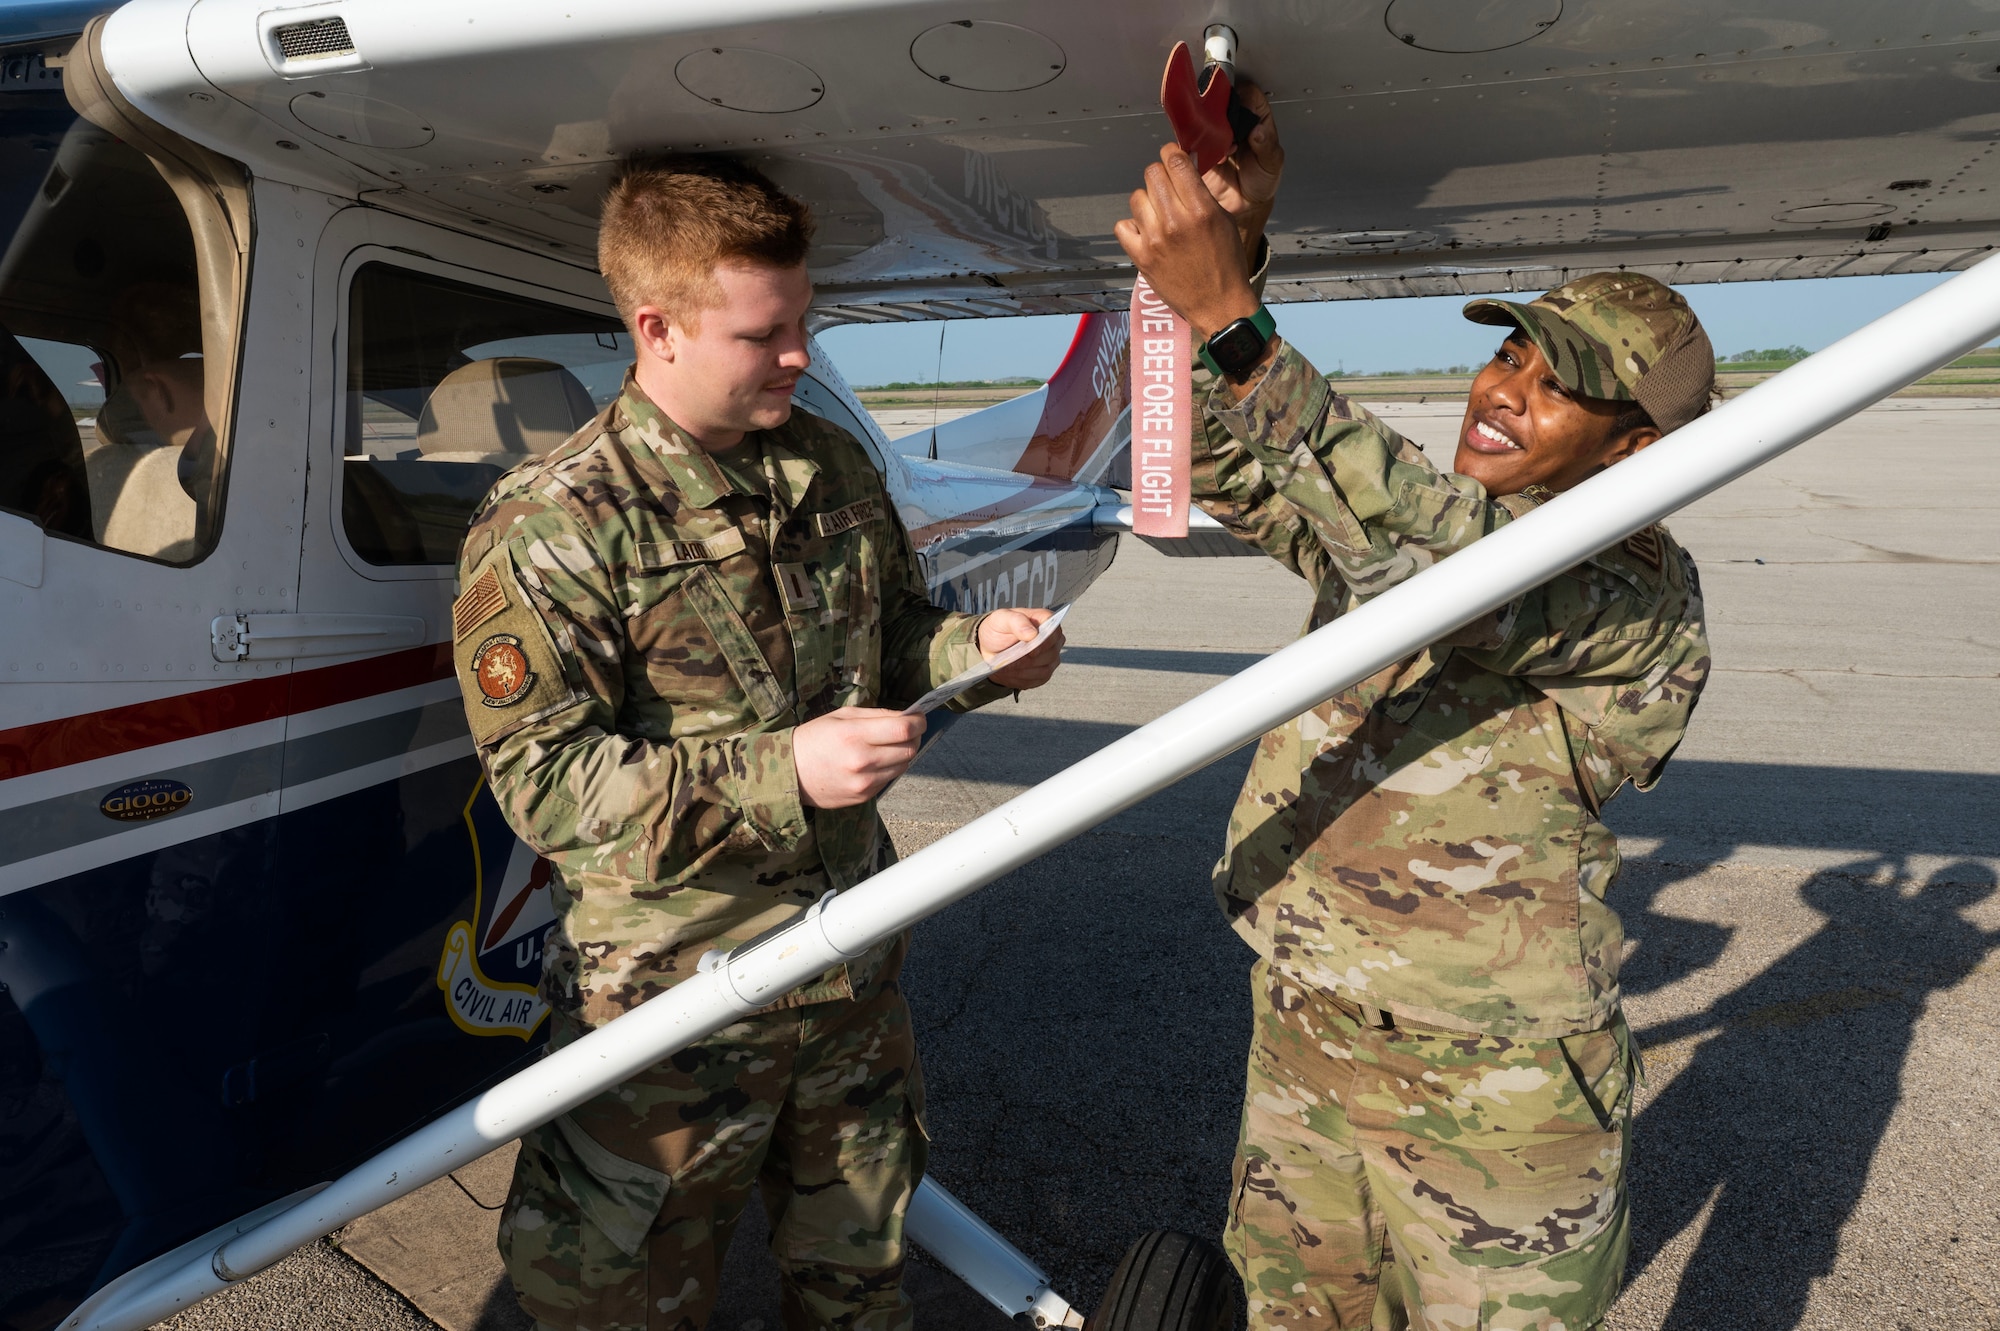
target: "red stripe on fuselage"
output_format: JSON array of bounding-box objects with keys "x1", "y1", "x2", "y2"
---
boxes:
[
  {"x1": 0, "y1": 643, "x2": 455, "y2": 781},
  {"x1": 289, "y1": 642, "x2": 454, "y2": 714}
]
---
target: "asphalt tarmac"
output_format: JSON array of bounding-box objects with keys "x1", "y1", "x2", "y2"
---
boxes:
[{"x1": 158, "y1": 398, "x2": 2000, "y2": 1331}]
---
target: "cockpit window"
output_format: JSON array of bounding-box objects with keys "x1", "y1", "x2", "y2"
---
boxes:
[
  {"x1": 341, "y1": 263, "x2": 627, "y2": 566},
  {"x1": 0, "y1": 80, "x2": 235, "y2": 564}
]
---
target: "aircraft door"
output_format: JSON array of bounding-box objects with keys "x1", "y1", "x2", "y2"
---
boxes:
[
  {"x1": 0, "y1": 62, "x2": 335, "y2": 1306},
  {"x1": 280, "y1": 212, "x2": 631, "y2": 1174}
]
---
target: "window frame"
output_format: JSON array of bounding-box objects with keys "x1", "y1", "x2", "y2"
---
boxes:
[
  {"x1": 329, "y1": 243, "x2": 625, "y2": 583},
  {"x1": 792, "y1": 351, "x2": 898, "y2": 480},
  {"x1": 1, "y1": 28, "x2": 255, "y2": 568}
]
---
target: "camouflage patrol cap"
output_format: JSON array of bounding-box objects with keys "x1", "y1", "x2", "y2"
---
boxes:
[{"x1": 1463, "y1": 272, "x2": 1715, "y2": 434}]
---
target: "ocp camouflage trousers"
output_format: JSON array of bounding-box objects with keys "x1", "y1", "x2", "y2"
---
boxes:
[
  {"x1": 1226, "y1": 960, "x2": 1635, "y2": 1331},
  {"x1": 498, "y1": 970, "x2": 927, "y2": 1331}
]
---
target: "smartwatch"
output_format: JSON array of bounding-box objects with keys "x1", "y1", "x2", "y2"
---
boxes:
[{"x1": 1198, "y1": 306, "x2": 1277, "y2": 381}]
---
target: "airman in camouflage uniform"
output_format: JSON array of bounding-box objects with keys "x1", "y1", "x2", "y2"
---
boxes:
[
  {"x1": 1116, "y1": 101, "x2": 1714, "y2": 1330},
  {"x1": 453, "y1": 158, "x2": 1057, "y2": 1331}
]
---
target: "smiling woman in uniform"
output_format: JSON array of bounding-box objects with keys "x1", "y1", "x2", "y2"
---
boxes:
[{"x1": 1116, "y1": 88, "x2": 1718, "y2": 1331}]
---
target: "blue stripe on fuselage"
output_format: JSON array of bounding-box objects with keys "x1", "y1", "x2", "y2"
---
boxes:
[{"x1": 0, "y1": 754, "x2": 538, "y2": 1312}]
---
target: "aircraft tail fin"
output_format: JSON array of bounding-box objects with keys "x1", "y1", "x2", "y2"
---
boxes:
[
  {"x1": 918, "y1": 312, "x2": 1131, "y2": 484},
  {"x1": 1013, "y1": 310, "x2": 1131, "y2": 482}
]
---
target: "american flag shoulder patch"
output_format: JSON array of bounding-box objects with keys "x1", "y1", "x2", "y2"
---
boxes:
[{"x1": 453, "y1": 564, "x2": 508, "y2": 641}]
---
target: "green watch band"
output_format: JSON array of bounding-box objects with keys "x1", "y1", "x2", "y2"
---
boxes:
[{"x1": 1197, "y1": 305, "x2": 1278, "y2": 379}]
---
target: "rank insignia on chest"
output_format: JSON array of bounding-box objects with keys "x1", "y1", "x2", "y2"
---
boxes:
[
  {"x1": 774, "y1": 562, "x2": 821, "y2": 612},
  {"x1": 472, "y1": 633, "x2": 536, "y2": 707}
]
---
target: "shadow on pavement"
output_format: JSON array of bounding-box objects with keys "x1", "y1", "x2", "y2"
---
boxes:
[
  {"x1": 1605, "y1": 766, "x2": 2000, "y2": 1324},
  {"x1": 895, "y1": 712, "x2": 2000, "y2": 1327},
  {"x1": 1616, "y1": 854, "x2": 2000, "y2": 1330},
  {"x1": 900, "y1": 820, "x2": 1256, "y2": 1319},
  {"x1": 472, "y1": 1277, "x2": 533, "y2": 1331},
  {"x1": 1605, "y1": 762, "x2": 2000, "y2": 865}
]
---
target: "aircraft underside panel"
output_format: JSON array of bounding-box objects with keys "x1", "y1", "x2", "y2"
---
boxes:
[
  {"x1": 927, "y1": 516, "x2": 1117, "y2": 617},
  {"x1": 82, "y1": 0, "x2": 2000, "y2": 325}
]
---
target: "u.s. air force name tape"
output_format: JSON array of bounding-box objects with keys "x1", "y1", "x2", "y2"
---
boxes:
[{"x1": 814, "y1": 497, "x2": 884, "y2": 537}]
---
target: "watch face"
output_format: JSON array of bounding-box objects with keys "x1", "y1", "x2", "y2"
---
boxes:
[{"x1": 1209, "y1": 318, "x2": 1267, "y2": 375}]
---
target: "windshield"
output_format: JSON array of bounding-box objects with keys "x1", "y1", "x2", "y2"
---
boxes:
[{"x1": 0, "y1": 64, "x2": 230, "y2": 563}]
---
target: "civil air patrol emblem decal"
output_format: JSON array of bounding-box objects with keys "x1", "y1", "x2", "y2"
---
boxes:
[
  {"x1": 436, "y1": 778, "x2": 555, "y2": 1041},
  {"x1": 472, "y1": 633, "x2": 535, "y2": 707}
]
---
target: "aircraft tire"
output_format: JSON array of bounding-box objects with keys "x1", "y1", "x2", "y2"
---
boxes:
[{"x1": 1084, "y1": 1229, "x2": 1238, "y2": 1331}]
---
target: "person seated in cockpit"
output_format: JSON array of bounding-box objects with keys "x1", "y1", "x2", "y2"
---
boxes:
[
  {"x1": 87, "y1": 282, "x2": 216, "y2": 557},
  {"x1": 99, "y1": 283, "x2": 212, "y2": 454}
]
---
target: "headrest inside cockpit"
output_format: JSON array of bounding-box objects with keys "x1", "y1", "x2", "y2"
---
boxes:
[{"x1": 416, "y1": 356, "x2": 595, "y2": 463}]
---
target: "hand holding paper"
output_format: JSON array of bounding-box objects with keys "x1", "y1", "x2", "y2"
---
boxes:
[
  {"x1": 982, "y1": 605, "x2": 1067, "y2": 689},
  {"x1": 903, "y1": 604, "x2": 1069, "y2": 716},
  {"x1": 794, "y1": 707, "x2": 926, "y2": 808}
]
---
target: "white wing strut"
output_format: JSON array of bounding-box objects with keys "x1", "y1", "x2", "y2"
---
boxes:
[{"x1": 67, "y1": 253, "x2": 2000, "y2": 1331}]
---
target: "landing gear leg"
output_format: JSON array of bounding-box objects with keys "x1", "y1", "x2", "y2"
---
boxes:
[{"x1": 906, "y1": 1184, "x2": 1240, "y2": 1330}]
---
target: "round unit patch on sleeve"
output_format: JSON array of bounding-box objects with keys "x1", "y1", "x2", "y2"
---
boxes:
[
  {"x1": 473, "y1": 633, "x2": 536, "y2": 707},
  {"x1": 452, "y1": 547, "x2": 578, "y2": 745}
]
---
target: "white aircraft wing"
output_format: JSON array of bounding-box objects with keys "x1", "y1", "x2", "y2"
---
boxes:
[{"x1": 107, "y1": 0, "x2": 2000, "y2": 323}]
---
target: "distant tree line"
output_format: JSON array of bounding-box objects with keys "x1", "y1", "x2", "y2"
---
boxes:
[
  {"x1": 857, "y1": 377, "x2": 1043, "y2": 391},
  {"x1": 1724, "y1": 346, "x2": 1809, "y2": 364},
  {"x1": 1328, "y1": 364, "x2": 1475, "y2": 378}
]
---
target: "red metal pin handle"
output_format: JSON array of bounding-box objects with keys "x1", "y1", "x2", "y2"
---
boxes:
[{"x1": 1159, "y1": 39, "x2": 1235, "y2": 174}]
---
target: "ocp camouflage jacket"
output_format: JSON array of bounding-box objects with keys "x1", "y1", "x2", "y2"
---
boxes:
[
  {"x1": 452, "y1": 373, "x2": 997, "y2": 1027},
  {"x1": 1195, "y1": 343, "x2": 1710, "y2": 1037}
]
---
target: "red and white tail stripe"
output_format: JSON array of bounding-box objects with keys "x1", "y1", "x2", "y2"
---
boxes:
[
  {"x1": 1016, "y1": 310, "x2": 1133, "y2": 481},
  {"x1": 924, "y1": 312, "x2": 1132, "y2": 483}
]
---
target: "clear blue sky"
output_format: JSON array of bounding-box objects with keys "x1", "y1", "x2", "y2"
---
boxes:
[{"x1": 816, "y1": 271, "x2": 1970, "y2": 387}]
